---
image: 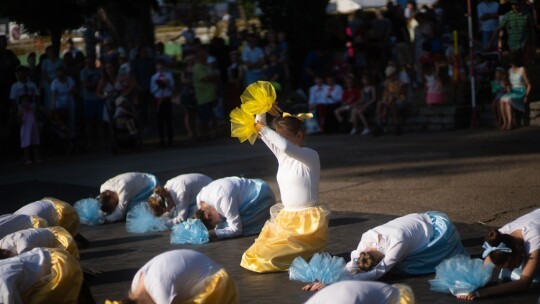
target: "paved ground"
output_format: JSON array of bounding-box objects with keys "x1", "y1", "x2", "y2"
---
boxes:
[{"x1": 1, "y1": 126, "x2": 540, "y2": 303}]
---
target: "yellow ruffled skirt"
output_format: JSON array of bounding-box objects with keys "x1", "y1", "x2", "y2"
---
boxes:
[
  {"x1": 180, "y1": 268, "x2": 239, "y2": 304},
  {"x1": 46, "y1": 197, "x2": 80, "y2": 236},
  {"x1": 49, "y1": 226, "x2": 80, "y2": 259},
  {"x1": 22, "y1": 248, "x2": 83, "y2": 304},
  {"x1": 240, "y1": 204, "x2": 330, "y2": 273},
  {"x1": 392, "y1": 283, "x2": 416, "y2": 304},
  {"x1": 31, "y1": 215, "x2": 49, "y2": 228}
]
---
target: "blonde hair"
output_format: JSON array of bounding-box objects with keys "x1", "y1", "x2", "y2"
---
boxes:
[
  {"x1": 147, "y1": 186, "x2": 169, "y2": 216},
  {"x1": 356, "y1": 251, "x2": 383, "y2": 272}
]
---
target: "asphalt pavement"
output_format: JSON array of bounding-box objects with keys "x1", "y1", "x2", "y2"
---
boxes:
[{"x1": 1, "y1": 126, "x2": 539, "y2": 303}]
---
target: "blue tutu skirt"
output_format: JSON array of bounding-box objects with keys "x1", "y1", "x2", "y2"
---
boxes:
[
  {"x1": 237, "y1": 179, "x2": 275, "y2": 236},
  {"x1": 430, "y1": 255, "x2": 494, "y2": 296},
  {"x1": 501, "y1": 87, "x2": 526, "y2": 112},
  {"x1": 289, "y1": 252, "x2": 346, "y2": 285},
  {"x1": 498, "y1": 263, "x2": 540, "y2": 283},
  {"x1": 396, "y1": 211, "x2": 469, "y2": 275},
  {"x1": 125, "y1": 174, "x2": 159, "y2": 213},
  {"x1": 125, "y1": 203, "x2": 168, "y2": 233},
  {"x1": 170, "y1": 218, "x2": 209, "y2": 244},
  {"x1": 74, "y1": 198, "x2": 105, "y2": 226}
]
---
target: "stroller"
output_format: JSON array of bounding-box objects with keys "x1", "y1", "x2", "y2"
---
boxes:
[{"x1": 103, "y1": 92, "x2": 140, "y2": 152}]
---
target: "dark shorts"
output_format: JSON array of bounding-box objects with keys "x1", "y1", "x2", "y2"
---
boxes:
[{"x1": 197, "y1": 102, "x2": 214, "y2": 122}]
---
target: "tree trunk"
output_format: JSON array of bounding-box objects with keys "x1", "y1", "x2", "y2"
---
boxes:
[
  {"x1": 98, "y1": 0, "x2": 155, "y2": 50},
  {"x1": 50, "y1": 27, "x2": 63, "y2": 55}
]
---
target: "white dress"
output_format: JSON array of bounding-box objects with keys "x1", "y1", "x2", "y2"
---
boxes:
[
  {"x1": 196, "y1": 177, "x2": 263, "y2": 239},
  {"x1": 304, "y1": 281, "x2": 400, "y2": 304},
  {"x1": 0, "y1": 228, "x2": 55, "y2": 255},
  {"x1": 0, "y1": 248, "x2": 51, "y2": 304},
  {"x1": 345, "y1": 213, "x2": 433, "y2": 280},
  {"x1": 131, "y1": 249, "x2": 219, "y2": 304},
  {"x1": 100, "y1": 172, "x2": 157, "y2": 222},
  {"x1": 14, "y1": 199, "x2": 57, "y2": 226},
  {"x1": 0, "y1": 214, "x2": 34, "y2": 240},
  {"x1": 257, "y1": 114, "x2": 320, "y2": 210},
  {"x1": 163, "y1": 173, "x2": 213, "y2": 225}
]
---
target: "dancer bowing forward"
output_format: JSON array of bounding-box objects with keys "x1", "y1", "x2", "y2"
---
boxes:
[
  {"x1": 240, "y1": 83, "x2": 330, "y2": 273},
  {"x1": 458, "y1": 208, "x2": 540, "y2": 300}
]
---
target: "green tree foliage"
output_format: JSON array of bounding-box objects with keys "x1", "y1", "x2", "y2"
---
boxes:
[
  {"x1": 0, "y1": 0, "x2": 84, "y2": 51},
  {"x1": 258, "y1": 0, "x2": 329, "y2": 88}
]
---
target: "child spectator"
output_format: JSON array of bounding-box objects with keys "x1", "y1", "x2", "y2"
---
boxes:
[
  {"x1": 350, "y1": 74, "x2": 376, "y2": 135},
  {"x1": 490, "y1": 67, "x2": 509, "y2": 127},
  {"x1": 50, "y1": 67, "x2": 76, "y2": 134},
  {"x1": 334, "y1": 75, "x2": 361, "y2": 133},
  {"x1": 423, "y1": 64, "x2": 445, "y2": 106},
  {"x1": 10, "y1": 67, "x2": 41, "y2": 165},
  {"x1": 375, "y1": 65, "x2": 405, "y2": 135},
  {"x1": 150, "y1": 60, "x2": 175, "y2": 147},
  {"x1": 308, "y1": 75, "x2": 329, "y2": 132},
  {"x1": 114, "y1": 96, "x2": 138, "y2": 136}
]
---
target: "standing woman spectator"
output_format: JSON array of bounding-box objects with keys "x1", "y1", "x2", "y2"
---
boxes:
[
  {"x1": 80, "y1": 55, "x2": 104, "y2": 149},
  {"x1": 179, "y1": 55, "x2": 198, "y2": 139},
  {"x1": 131, "y1": 47, "x2": 155, "y2": 133},
  {"x1": 457, "y1": 208, "x2": 540, "y2": 300},
  {"x1": 41, "y1": 46, "x2": 63, "y2": 110},
  {"x1": 10, "y1": 66, "x2": 41, "y2": 164},
  {"x1": 50, "y1": 67, "x2": 77, "y2": 138},
  {"x1": 193, "y1": 49, "x2": 218, "y2": 138},
  {"x1": 477, "y1": 0, "x2": 500, "y2": 50},
  {"x1": 499, "y1": 51, "x2": 531, "y2": 130},
  {"x1": 241, "y1": 85, "x2": 330, "y2": 272},
  {"x1": 150, "y1": 59, "x2": 175, "y2": 147}
]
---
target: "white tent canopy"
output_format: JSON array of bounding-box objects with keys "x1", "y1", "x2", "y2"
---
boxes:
[{"x1": 327, "y1": 0, "x2": 438, "y2": 14}]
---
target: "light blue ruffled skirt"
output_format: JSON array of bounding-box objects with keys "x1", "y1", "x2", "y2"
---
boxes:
[
  {"x1": 289, "y1": 252, "x2": 346, "y2": 285},
  {"x1": 237, "y1": 179, "x2": 275, "y2": 236},
  {"x1": 125, "y1": 203, "x2": 168, "y2": 233},
  {"x1": 396, "y1": 211, "x2": 469, "y2": 275},
  {"x1": 74, "y1": 198, "x2": 105, "y2": 226},
  {"x1": 501, "y1": 87, "x2": 526, "y2": 112},
  {"x1": 125, "y1": 174, "x2": 159, "y2": 213},
  {"x1": 430, "y1": 255, "x2": 494, "y2": 295},
  {"x1": 170, "y1": 218, "x2": 209, "y2": 245}
]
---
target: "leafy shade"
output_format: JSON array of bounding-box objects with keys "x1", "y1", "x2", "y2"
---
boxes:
[{"x1": 0, "y1": 0, "x2": 84, "y2": 39}]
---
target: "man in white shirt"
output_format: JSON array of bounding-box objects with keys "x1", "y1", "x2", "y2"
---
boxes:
[{"x1": 242, "y1": 35, "x2": 265, "y2": 87}]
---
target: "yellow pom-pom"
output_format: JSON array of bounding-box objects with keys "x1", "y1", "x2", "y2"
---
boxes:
[
  {"x1": 240, "y1": 81, "x2": 276, "y2": 115},
  {"x1": 230, "y1": 107, "x2": 258, "y2": 145}
]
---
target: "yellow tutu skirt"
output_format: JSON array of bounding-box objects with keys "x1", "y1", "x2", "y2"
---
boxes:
[
  {"x1": 49, "y1": 226, "x2": 80, "y2": 259},
  {"x1": 31, "y1": 215, "x2": 48, "y2": 228},
  {"x1": 45, "y1": 197, "x2": 80, "y2": 236},
  {"x1": 22, "y1": 248, "x2": 83, "y2": 304},
  {"x1": 240, "y1": 204, "x2": 330, "y2": 273},
  {"x1": 180, "y1": 268, "x2": 239, "y2": 304},
  {"x1": 392, "y1": 284, "x2": 416, "y2": 304}
]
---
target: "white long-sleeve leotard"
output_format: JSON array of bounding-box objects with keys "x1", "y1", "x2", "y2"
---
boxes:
[
  {"x1": 100, "y1": 172, "x2": 155, "y2": 222},
  {"x1": 131, "y1": 249, "x2": 219, "y2": 304},
  {"x1": 256, "y1": 114, "x2": 320, "y2": 210},
  {"x1": 0, "y1": 214, "x2": 34, "y2": 240},
  {"x1": 499, "y1": 208, "x2": 540, "y2": 256},
  {"x1": 0, "y1": 248, "x2": 51, "y2": 304},
  {"x1": 344, "y1": 213, "x2": 433, "y2": 281},
  {"x1": 163, "y1": 173, "x2": 213, "y2": 225},
  {"x1": 196, "y1": 177, "x2": 260, "y2": 239},
  {"x1": 14, "y1": 199, "x2": 57, "y2": 226},
  {"x1": 0, "y1": 228, "x2": 56, "y2": 255}
]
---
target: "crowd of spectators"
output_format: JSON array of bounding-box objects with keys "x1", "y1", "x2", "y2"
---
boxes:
[{"x1": 0, "y1": 0, "x2": 537, "y2": 164}]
